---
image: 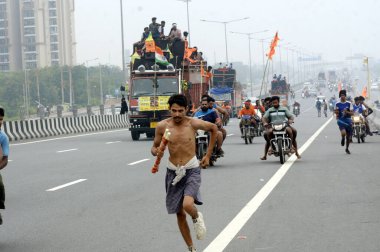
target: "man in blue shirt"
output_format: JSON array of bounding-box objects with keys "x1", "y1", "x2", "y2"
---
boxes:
[
  {"x1": 194, "y1": 100, "x2": 224, "y2": 156},
  {"x1": 0, "y1": 107, "x2": 10, "y2": 225},
  {"x1": 334, "y1": 90, "x2": 353, "y2": 154}
]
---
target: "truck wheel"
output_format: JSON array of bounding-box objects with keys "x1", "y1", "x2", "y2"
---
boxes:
[{"x1": 131, "y1": 131, "x2": 140, "y2": 141}]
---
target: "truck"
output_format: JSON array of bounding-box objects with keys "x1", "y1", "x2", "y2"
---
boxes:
[
  {"x1": 210, "y1": 66, "x2": 241, "y2": 116},
  {"x1": 128, "y1": 33, "x2": 210, "y2": 140},
  {"x1": 328, "y1": 70, "x2": 337, "y2": 84},
  {"x1": 270, "y1": 77, "x2": 289, "y2": 107},
  {"x1": 317, "y1": 72, "x2": 327, "y2": 88}
]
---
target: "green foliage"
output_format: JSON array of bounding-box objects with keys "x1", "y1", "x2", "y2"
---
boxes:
[{"x1": 0, "y1": 65, "x2": 124, "y2": 119}]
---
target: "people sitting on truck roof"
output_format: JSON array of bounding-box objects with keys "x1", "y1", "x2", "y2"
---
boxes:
[
  {"x1": 149, "y1": 17, "x2": 161, "y2": 39},
  {"x1": 158, "y1": 21, "x2": 166, "y2": 38},
  {"x1": 196, "y1": 52, "x2": 203, "y2": 61},
  {"x1": 140, "y1": 27, "x2": 150, "y2": 43},
  {"x1": 168, "y1": 23, "x2": 182, "y2": 41},
  {"x1": 190, "y1": 46, "x2": 198, "y2": 60}
]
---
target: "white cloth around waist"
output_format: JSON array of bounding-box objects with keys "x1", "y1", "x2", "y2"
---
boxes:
[{"x1": 167, "y1": 156, "x2": 199, "y2": 171}]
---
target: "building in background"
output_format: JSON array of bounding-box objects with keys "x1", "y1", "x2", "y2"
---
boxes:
[{"x1": 0, "y1": 0, "x2": 76, "y2": 72}]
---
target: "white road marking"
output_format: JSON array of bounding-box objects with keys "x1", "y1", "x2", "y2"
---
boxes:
[
  {"x1": 8, "y1": 160, "x2": 13, "y2": 162},
  {"x1": 128, "y1": 158, "x2": 150, "y2": 166},
  {"x1": 204, "y1": 117, "x2": 333, "y2": 252},
  {"x1": 10, "y1": 129, "x2": 129, "y2": 146},
  {"x1": 56, "y1": 148, "x2": 78, "y2": 153},
  {"x1": 227, "y1": 134, "x2": 234, "y2": 137},
  {"x1": 46, "y1": 179, "x2": 87, "y2": 192},
  {"x1": 106, "y1": 141, "x2": 121, "y2": 144}
]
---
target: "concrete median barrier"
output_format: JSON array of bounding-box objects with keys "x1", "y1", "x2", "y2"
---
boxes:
[{"x1": 2, "y1": 114, "x2": 129, "y2": 142}]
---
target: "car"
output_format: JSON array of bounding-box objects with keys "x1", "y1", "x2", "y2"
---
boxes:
[
  {"x1": 316, "y1": 95, "x2": 326, "y2": 102},
  {"x1": 309, "y1": 87, "x2": 318, "y2": 97},
  {"x1": 370, "y1": 83, "x2": 378, "y2": 90}
]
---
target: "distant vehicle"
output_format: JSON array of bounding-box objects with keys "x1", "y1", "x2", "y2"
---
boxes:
[
  {"x1": 370, "y1": 83, "x2": 379, "y2": 90},
  {"x1": 115, "y1": 106, "x2": 121, "y2": 114},
  {"x1": 309, "y1": 87, "x2": 318, "y2": 97},
  {"x1": 316, "y1": 95, "x2": 326, "y2": 102}
]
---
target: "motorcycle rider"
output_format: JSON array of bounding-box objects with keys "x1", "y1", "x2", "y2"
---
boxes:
[
  {"x1": 194, "y1": 100, "x2": 224, "y2": 156},
  {"x1": 238, "y1": 101, "x2": 257, "y2": 137},
  {"x1": 358, "y1": 96, "x2": 373, "y2": 136},
  {"x1": 353, "y1": 96, "x2": 372, "y2": 136},
  {"x1": 293, "y1": 100, "x2": 300, "y2": 115},
  {"x1": 261, "y1": 96, "x2": 301, "y2": 160}
]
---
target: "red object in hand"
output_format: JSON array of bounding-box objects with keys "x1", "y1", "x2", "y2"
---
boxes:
[{"x1": 151, "y1": 129, "x2": 171, "y2": 173}]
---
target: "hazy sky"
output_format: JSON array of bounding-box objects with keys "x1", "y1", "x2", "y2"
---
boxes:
[{"x1": 75, "y1": 0, "x2": 380, "y2": 67}]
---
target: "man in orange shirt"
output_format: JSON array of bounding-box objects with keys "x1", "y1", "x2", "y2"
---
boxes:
[{"x1": 238, "y1": 101, "x2": 257, "y2": 136}]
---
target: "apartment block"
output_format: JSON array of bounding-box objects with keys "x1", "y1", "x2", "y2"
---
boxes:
[{"x1": 0, "y1": 0, "x2": 76, "y2": 71}]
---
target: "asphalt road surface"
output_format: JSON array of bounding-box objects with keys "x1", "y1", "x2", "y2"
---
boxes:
[{"x1": 1, "y1": 90, "x2": 380, "y2": 252}]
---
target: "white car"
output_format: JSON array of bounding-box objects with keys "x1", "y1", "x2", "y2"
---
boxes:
[{"x1": 370, "y1": 83, "x2": 378, "y2": 90}]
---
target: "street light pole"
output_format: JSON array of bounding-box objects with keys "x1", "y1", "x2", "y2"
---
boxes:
[
  {"x1": 86, "y1": 58, "x2": 98, "y2": 105},
  {"x1": 230, "y1": 30, "x2": 268, "y2": 97},
  {"x1": 99, "y1": 63, "x2": 103, "y2": 105},
  {"x1": 200, "y1": 17, "x2": 249, "y2": 64},
  {"x1": 120, "y1": 0, "x2": 126, "y2": 86},
  {"x1": 177, "y1": 0, "x2": 192, "y2": 46}
]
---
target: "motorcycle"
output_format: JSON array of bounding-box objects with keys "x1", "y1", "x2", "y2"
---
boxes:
[
  {"x1": 352, "y1": 114, "x2": 366, "y2": 143},
  {"x1": 241, "y1": 115, "x2": 256, "y2": 144},
  {"x1": 329, "y1": 102, "x2": 334, "y2": 112},
  {"x1": 293, "y1": 106, "x2": 300, "y2": 117},
  {"x1": 195, "y1": 130, "x2": 220, "y2": 166},
  {"x1": 270, "y1": 121, "x2": 293, "y2": 164}
]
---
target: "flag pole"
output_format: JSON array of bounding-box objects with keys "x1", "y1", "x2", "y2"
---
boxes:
[
  {"x1": 259, "y1": 57, "x2": 270, "y2": 100},
  {"x1": 366, "y1": 57, "x2": 370, "y2": 100}
]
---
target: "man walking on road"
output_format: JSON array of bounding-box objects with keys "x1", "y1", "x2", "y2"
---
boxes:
[
  {"x1": 316, "y1": 98, "x2": 322, "y2": 117},
  {"x1": 0, "y1": 107, "x2": 10, "y2": 225},
  {"x1": 151, "y1": 94, "x2": 217, "y2": 252}
]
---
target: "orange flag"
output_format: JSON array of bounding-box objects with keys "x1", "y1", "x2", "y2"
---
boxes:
[
  {"x1": 338, "y1": 82, "x2": 342, "y2": 92},
  {"x1": 267, "y1": 32, "x2": 279, "y2": 60},
  {"x1": 361, "y1": 86, "x2": 367, "y2": 98}
]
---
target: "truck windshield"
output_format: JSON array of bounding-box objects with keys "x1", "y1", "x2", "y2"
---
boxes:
[{"x1": 132, "y1": 78, "x2": 178, "y2": 96}]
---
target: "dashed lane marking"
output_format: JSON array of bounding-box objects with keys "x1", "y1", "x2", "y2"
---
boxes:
[
  {"x1": 56, "y1": 148, "x2": 78, "y2": 153},
  {"x1": 46, "y1": 179, "x2": 87, "y2": 192},
  {"x1": 106, "y1": 141, "x2": 121, "y2": 144},
  {"x1": 128, "y1": 159, "x2": 150, "y2": 166}
]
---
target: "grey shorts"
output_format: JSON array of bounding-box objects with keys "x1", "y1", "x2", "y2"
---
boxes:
[{"x1": 165, "y1": 167, "x2": 202, "y2": 214}]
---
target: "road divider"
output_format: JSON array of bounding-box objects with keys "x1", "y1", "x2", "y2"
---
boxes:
[{"x1": 2, "y1": 115, "x2": 129, "y2": 142}]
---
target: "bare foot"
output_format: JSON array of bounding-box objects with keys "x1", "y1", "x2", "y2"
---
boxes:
[
  {"x1": 260, "y1": 156, "x2": 267, "y2": 160},
  {"x1": 296, "y1": 153, "x2": 301, "y2": 159}
]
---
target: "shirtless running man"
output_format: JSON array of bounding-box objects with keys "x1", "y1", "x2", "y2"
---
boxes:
[{"x1": 151, "y1": 94, "x2": 218, "y2": 252}]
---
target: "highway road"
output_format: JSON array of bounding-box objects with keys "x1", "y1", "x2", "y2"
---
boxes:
[{"x1": 1, "y1": 90, "x2": 380, "y2": 252}]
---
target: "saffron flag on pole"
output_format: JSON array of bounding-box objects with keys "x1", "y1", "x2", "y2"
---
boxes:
[
  {"x1": 145, "y1": 32, "x2": 155, "y2": 53},
  {"x1": 267, "y1": 32, "x2": 279, "y2": 60},
  {"x1": 361, "y1": 86, "x2": 367, "y2": 98},
  {"x1": 130, "y1": 48, "x2": 141, "y2": 65},
  {"x1": 155, "y1": 46, "x2": 169, "y2": 66}
]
